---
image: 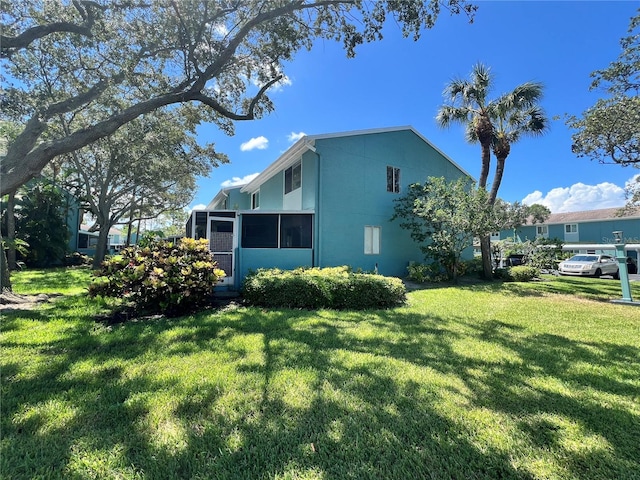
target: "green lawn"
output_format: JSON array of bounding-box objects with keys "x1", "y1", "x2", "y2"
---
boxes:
[{"x1": 1, "y1": 269, "x2": 640, "y2": 479}]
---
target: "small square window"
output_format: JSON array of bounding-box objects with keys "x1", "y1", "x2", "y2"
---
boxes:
[
  {"x1": 565, "y1": 224, "x2": 577, "y2": 234},
  {"x1": 536, "y1": 225, "x2": 548, "y2": 237}
]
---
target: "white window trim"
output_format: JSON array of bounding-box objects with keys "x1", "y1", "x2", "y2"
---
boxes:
[
  {"x1": 364, "y1": 225, "x2": 381, "y2": 255},
  {"x1": 536, "y1": 225, "x2": 549, "y2": 238},
  {"x1": 565, "y1": 223, "x2": 578, "y2": 234}
]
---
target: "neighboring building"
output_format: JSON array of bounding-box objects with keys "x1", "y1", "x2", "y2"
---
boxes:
[
  {"x1": 498, "y1": 207, "x2": 640, "y2": 258},
  {"x1": 77, "y1": 225, "x2": 137, "y2": 256},
  {"x1": 186, "y1": 126, "x2": 474, "y2": 289}
]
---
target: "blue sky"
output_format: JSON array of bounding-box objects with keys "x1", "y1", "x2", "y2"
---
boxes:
[{"x1": 190, "y1": 1, "x2": 639, "y2": 214}]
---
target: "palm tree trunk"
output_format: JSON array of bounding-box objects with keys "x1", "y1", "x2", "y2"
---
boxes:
[
  {"x1": 478, "y1": 137, "x2": 494, "y2": 279},
  {"x1": 478, "y1": 142, "x2": 492, "y2": 189},
  {"x1": 489, "y1": 156, "x2": 506, "y2": 205}
]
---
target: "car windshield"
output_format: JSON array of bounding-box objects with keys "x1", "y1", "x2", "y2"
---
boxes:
[{"x1": 569, "y1": 255, "x2": 598, "y2": 262}]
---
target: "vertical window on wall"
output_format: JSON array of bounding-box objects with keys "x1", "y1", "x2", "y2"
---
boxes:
[
  {"x1": 536, "y1": 225, "x2": 548, "y2": 237},
  {"x1": 285, "y1": 162, "x2": 302, "y2": 194},
  {"x1": 364, "y1": 226, "x2": 381, "y2": 254},
  {"x1": 386, "y1": 166, "x2": 400, "y2": 193},
  {"x1": 251, "y1": 190, "x2": 260, "y2": 209}
]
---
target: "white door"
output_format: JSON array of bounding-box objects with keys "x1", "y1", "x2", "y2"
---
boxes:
[{"x1": 208, "y1": 217, "x2": 237, "y2": 286}]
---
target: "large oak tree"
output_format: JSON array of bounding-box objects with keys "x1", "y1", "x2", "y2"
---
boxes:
[
  {"x1": 1, "y1": 0, "x2": 476, "y2": 197},
  {"x1": 58, "y1": 108, "x2": 220, "y2": 267}
]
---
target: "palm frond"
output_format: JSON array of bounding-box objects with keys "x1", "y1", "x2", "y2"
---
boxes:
[
  {"x1": 436, "y1": 105, "x2": 472, "y2": 128},
  {"x1": 470, "y1": 62, "x2": 493, "y2": 104}
]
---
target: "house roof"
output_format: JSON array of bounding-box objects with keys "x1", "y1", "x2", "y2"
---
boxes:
[
  {"x1": 206, "y1": 185, "x2": 245, "y2": 210},
  {"x1": 530, "y1": 207, "x2": 640, "y2": 225},
  {"x1": 239, "y1": 126, "x2": 473, "y2": 193}
]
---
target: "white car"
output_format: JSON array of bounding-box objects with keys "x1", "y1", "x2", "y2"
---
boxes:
[{"x1": 558, "y1": 254, "x2": 619, "y2": 278}]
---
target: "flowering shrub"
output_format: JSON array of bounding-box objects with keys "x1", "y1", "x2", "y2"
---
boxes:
[
  {"x1": 242, "y1": 266, "x2": 406, "y2": 309},
  {"x1": 89, "y1": 238, "x2": 225, "y2": 317}
]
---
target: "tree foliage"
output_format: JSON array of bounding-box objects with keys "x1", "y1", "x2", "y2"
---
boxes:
[
  {"x1": 57, "y1": 108, "x2": 218, "y2": 267},
  {"x1": 1, "y1": 178, "x2": 70, "y2": 267},
  {"x1": 1, "y1": 0, "x2": 476, "y2": 196},
  {"x1": 568, "y1": 9, "x2": 640, "y2": 167},
  {"x1": 391, "y1": 176, "x2": 522, "y2": 280}
]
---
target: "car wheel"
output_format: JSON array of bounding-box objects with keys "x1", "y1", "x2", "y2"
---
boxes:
[
  {"x1": 594, "y1": 268, "x2": 602, "y2": 278},
  {"x1": 613, "y1": 270, "x2": 620, "y2": 280}
]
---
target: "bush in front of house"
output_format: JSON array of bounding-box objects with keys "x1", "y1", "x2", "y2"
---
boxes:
[
  {"x1": 406, "y1": 261, "x2": 449, "y2": 283},
  {"x1": 88, "y1": 238, "x2": 226, "y2": 317},
  {"x1": 494, "y1": 265, "x2": 540, "y2": 282},
  {"x1": 242, "y1": 266, "x2": 406, "y2": 309}
]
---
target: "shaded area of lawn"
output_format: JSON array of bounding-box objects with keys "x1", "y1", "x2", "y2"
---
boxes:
[{"x1": 1, "y1": 275, "x2": 640, "y2": 479}]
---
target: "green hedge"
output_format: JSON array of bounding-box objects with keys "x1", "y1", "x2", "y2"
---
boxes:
[
  {"x1": 494, "y1": 265, "x2": 540, "y2": 282},
  {"x1": 89, "y1": 238, "x2": 225, "y2": 317},
  {"x1": 242, "y1": 266, "x2": 406, "y2": 309}
]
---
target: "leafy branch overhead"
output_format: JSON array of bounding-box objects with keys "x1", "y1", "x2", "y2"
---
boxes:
[
  {"x1": 0, "y1": 0, "x2": 477, "y2": 196},
  {"x1": 568, "y1": 9, "x2": 640, "y2": 167}
]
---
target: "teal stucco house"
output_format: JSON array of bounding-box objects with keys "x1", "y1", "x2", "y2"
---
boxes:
[
  {"x1": 501, "y1": 207, "x2": 640, "y2": 258},
  {"x1": 186, "y1": 126, "x2": 472, "y2": 289}
]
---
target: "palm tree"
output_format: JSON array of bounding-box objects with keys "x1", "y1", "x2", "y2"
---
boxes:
[
  {"x1": 437, "y1": 63, "x2": 496, "y2": 279},
  {"x1": 437, "y1": 63, "x2": 495, "y2": 189},
  {"x1": 437, "y1": 64, "x2": 548, "y2": 279},
  {"x1": 489, "y1": 83, "x2": 548, "y2": 203}
]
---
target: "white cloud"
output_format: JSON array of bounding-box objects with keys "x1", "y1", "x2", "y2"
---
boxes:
[
  {"x1": 221, "y1": 173, "x2": 260, "y2": 188},
  {"x1": 187, "y1": 203, "x2": 207, "y2": 214},
  {"x1": 288, "y1": 131, "x2": 306, "y2": 143},
  {"x1": 272, "y1": 74, "x2": 292, "y2": 91},
  {"x1": 625, "y1": 174, "x2": 640, "y2": 190},
  {"x1": 522, "y1": 180, "x2": 627, "y2": 213},
  {"x1": 240, "y1": 136, "x2": 269, "y2": 152}
]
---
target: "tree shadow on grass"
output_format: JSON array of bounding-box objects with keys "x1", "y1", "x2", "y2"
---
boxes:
[{"x1": 2, "y1": 302, "x2": 640, "y2": 479}]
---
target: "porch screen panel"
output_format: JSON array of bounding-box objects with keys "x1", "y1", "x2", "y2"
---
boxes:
[
  {"x1": 280, "y1": 214, "x2": 312, "y2": 248},
  {"x1": 195, "y1": 212, "x2": 208, "y2": 239},
  {"x1": 214, "y1": 254, "x2": 233, "y2": 278},
  {"x1": 210, "y1": 231, "x2": 233, "y2": 252},
  {"x1": 242, "y1": 214, "x2": 278, "y2": 248}
]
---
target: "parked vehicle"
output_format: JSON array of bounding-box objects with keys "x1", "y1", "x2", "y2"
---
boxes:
[
  {"x1": 558, "y1": 254, "x2": 619, "y2": 279},
  {"x1": 627, "y1": 257, "x2": 638, "y2": 275},
  {"x1": 505, "y1": 254, "x2": 525, "y2": 267}
]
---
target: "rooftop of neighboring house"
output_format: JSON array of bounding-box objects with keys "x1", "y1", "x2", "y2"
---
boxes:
[{"x1": 528, "y1": 207, "x2": 640, "y2": 225}]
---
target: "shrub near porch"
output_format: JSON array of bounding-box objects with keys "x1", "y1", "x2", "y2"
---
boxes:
[
  {"x1": 242, "y1": 266, "x2": 406, "y2": 309},
  {"x1": 89, "y1": 238, "x2": 225, "y2": 317}
]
